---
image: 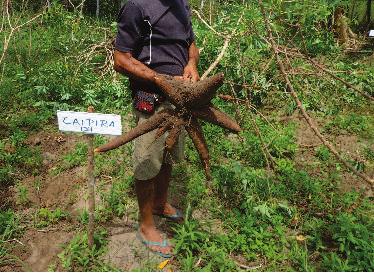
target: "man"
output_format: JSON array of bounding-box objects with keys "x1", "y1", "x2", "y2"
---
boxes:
[{"x1": 114, "y1": 0, "x2": 199, "y2": 257}]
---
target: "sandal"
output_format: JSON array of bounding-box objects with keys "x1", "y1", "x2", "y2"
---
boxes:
[
  {"x1": 153, "y1": 208, "x2": 184, "y2": 222},
  {"x1": 136, "y1": 230, "x2": 173, "y2": 258}
]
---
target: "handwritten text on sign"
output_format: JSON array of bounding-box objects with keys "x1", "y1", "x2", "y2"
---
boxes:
[{"x1": 57, "y1": 111, "x2": 122, "y2": 135}]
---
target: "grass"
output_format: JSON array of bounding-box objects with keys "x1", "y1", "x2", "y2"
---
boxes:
[
  {"x1": 34, "y1": 208, "x2": 70, "y2": 228},
  {"x1": 170, "y1": 159, "x2": 374, "y2": 271},
  {"x1": 57, "y1": 229, "x2": 117, "y2": 272},
  {"x1": 0, "y1": 210, "x2": 21, "y2": 267},
  {"x1": 324, "y1": 113, "x2": 374, "y2": 138}
]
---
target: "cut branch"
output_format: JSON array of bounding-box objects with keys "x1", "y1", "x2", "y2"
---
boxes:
[
  {"x1": 276, "y1": 45, "x2": 374, "y2": 102},
  {"x1": 201, "y1": 38, "x2": 230, "y2": 80}
]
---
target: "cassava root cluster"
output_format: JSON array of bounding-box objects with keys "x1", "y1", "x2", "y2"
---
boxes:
[{"x1": 95, "y1": 73, "x2": 242, "y2": 180}]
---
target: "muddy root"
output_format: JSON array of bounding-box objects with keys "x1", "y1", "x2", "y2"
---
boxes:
[
  {"x1": 189, "y1": 73, "x2": 224, "y2": 108},
  {"x1": 155, "y1": 120, "x2": 173, "y2": 139},
  {"x1": 186, "y1": 118, "x2": 212, "y2": 180},
  {"x1": 165, "y1": 125, "x2": 183, "y2": 152},
  {"x1": 192, "y1": 105, "x2": 242, "y2": 133},
  {"x1": 154, "y1": 73, "x2": 224, "y2": 109},
  {"x1": 95, "y1": 109, "x2": 172, "y2": 153},
  {"x1": 153, "y1": 75, "x2": 185, "y2": 108}
]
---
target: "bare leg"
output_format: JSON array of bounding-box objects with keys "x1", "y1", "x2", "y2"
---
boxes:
[
  {"x1": 153, "y1": 162, "x2": 177, "y2": 215},
  {"x1": 135, "y1": 177, "x2": 172, "y2": 255}
]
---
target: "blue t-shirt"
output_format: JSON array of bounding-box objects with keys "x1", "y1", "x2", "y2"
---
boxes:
[{"x1": 115, "y1": 0, "x2": 195, "y2": 77}]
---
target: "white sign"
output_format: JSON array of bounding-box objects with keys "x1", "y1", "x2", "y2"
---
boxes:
[
  {"x1": 369, "y1": 30, "x2": 374, "y2": 37},
  {"x1": 57, "y1": 111, "x2": 122, "y2": 135}
]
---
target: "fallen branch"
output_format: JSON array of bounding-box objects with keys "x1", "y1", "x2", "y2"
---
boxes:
[
  {"x1": 234, "y1": 261, "x2": 263, "y2": 271},
  {"x1": 218, "y1": 94, "x2": 246, "y2": 103},
  {"x1": 298, "y1": 143, "x2": 323, "y2": 149},
  {"x1": 305, "y1": 57, "x2": 374, "y2": 102},
  {"x1": 230, "y1": 254, "x2": 264, "y2": 271},
  {"x1": 259, "y1": 0, "x2": 374, "y2": 188},
  {"x1": 74, "y1": 36, "x2": 115, "y2": 77},
  {"x1": 218, "y1": 94, "x2": 278, "y2": 131}
]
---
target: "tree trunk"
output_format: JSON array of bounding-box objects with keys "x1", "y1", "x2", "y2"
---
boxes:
[
  {"x1": 96, "y1": 0, "x2": 100, "y2": 17},
  {"x1": 367, "y1": 0, "x2": 372, "y2": 27},
  {"x1": 349, "y1": 0, "x2": 357, "y2": 20}
]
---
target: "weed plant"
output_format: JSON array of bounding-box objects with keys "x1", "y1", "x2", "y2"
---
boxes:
[
  {"x1": 57, "y1": 228, "x2": 116, "y2": 271},
  {"x1": 0, "y1": 210, "x2": 21, "y2": 267}
]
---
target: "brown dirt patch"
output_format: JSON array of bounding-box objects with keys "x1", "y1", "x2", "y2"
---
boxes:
[
  {"x1": 0, "y1": 184, "x2": 14, "y2": 210},
  {"x1": 293, "y1": 116, "x2": 373, "y2": 196},
  {"x1": 14, "y1": 166, "x2": 85, "y2": 211},
  {"x1": 26, "y1": 130, "x2": 79, "y2": 157},
  {"x1": 2, "y1": 130, "x2": 84, "y2": 271},
  {"x1": 2, "y1": 123, "x2": 139, "y2": 272},
  {"x1": 24, "y1": 229, "x2": 73, "y2": 272},
  {"x1": 11, "y1": 129, "x2": 88, "y2": 212},
  {"x1": 104, "y1": 219, "x2": 176, "y2": 271},
  {"x1": 6, "y1": 228, "x2": 74, "y2": 272}
]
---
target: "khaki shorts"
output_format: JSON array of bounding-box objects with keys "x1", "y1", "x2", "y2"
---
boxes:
[{"x1": 133, "y1": 102, "x2": 185, "y2": 181}]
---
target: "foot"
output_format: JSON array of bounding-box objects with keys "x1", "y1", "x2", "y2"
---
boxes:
[
  {"x1": 139, "y1": 225, "x2": 173, "y2": 257},
  {"x1": 153, "y1": 202, "x2": 177, "y2": 216},
  {"x1": 153, "y1": 203, "x2": 183, "y2": 222}
]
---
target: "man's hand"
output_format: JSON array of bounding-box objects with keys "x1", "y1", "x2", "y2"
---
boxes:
[
  {"x1": 183, "y1": 63, "x2": 200, "y2": 83},
  {"x1": 183, "y1": 42, "x2": 200, "y2": 83}
]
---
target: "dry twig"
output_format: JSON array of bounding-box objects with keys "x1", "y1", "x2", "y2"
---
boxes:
[
  {"x1": 75, "y1": 36, "x2": 115, "y2": 76},
  {"x1": 192, "y1": 9, "x2": 223, "y2": 37}
]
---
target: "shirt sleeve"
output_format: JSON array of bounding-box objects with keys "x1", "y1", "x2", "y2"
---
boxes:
[
  {"x1": 188, "y1": 24, "x2": 195, "y2": 44},
  {"x1": 185, "y1": 2, "x2": 195, "y2": 44},
  {"x1": 115, "y1": 1, "x2": 144, "y2": 53}
]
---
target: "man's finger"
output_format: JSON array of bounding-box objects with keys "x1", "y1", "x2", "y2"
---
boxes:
[
  {"x1": 191, "y1": 74, "x2": 200, "y2": 83},
  {"x1": 183, "y1": 73, "x2": 191, "y2": 79}
]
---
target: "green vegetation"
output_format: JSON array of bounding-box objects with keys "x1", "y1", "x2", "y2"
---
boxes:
[
  {"x1": 35, "y1": 208, "x2": 69, "y2": 228},
  {"x1": 0, "y1": 210, "x2": 21, "y2": 267},
  {"x1": 57, "y1": 229, "x2": 116, "y2": 271},
  {"x1": 1, "y1": 0, "x2": 373, "y2": 271}
]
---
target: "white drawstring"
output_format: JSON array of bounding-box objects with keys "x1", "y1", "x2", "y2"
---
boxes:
[{"x1": 144, "y1": 20, "x2": 152, "y2": 65}]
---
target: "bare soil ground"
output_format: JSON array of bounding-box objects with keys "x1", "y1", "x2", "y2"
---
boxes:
[
  {"x1": 0, "y1": 184, "x2": 14, "y2": 211},
  {"x1": 2, "y1": 130, "x2": 85, "y2": 271},
  {"x1": 294, "y1": 115, "x2": 373, "y2": 196},
  {"x1": 23, "y1": 229, "x2": 74, "y2": 272},
  {"x1": 104, "y1": 219, "x2": 167, "y2": 271},
  {"x1": 2, "y1": 127, "x2": 176, "y2": 272}
]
